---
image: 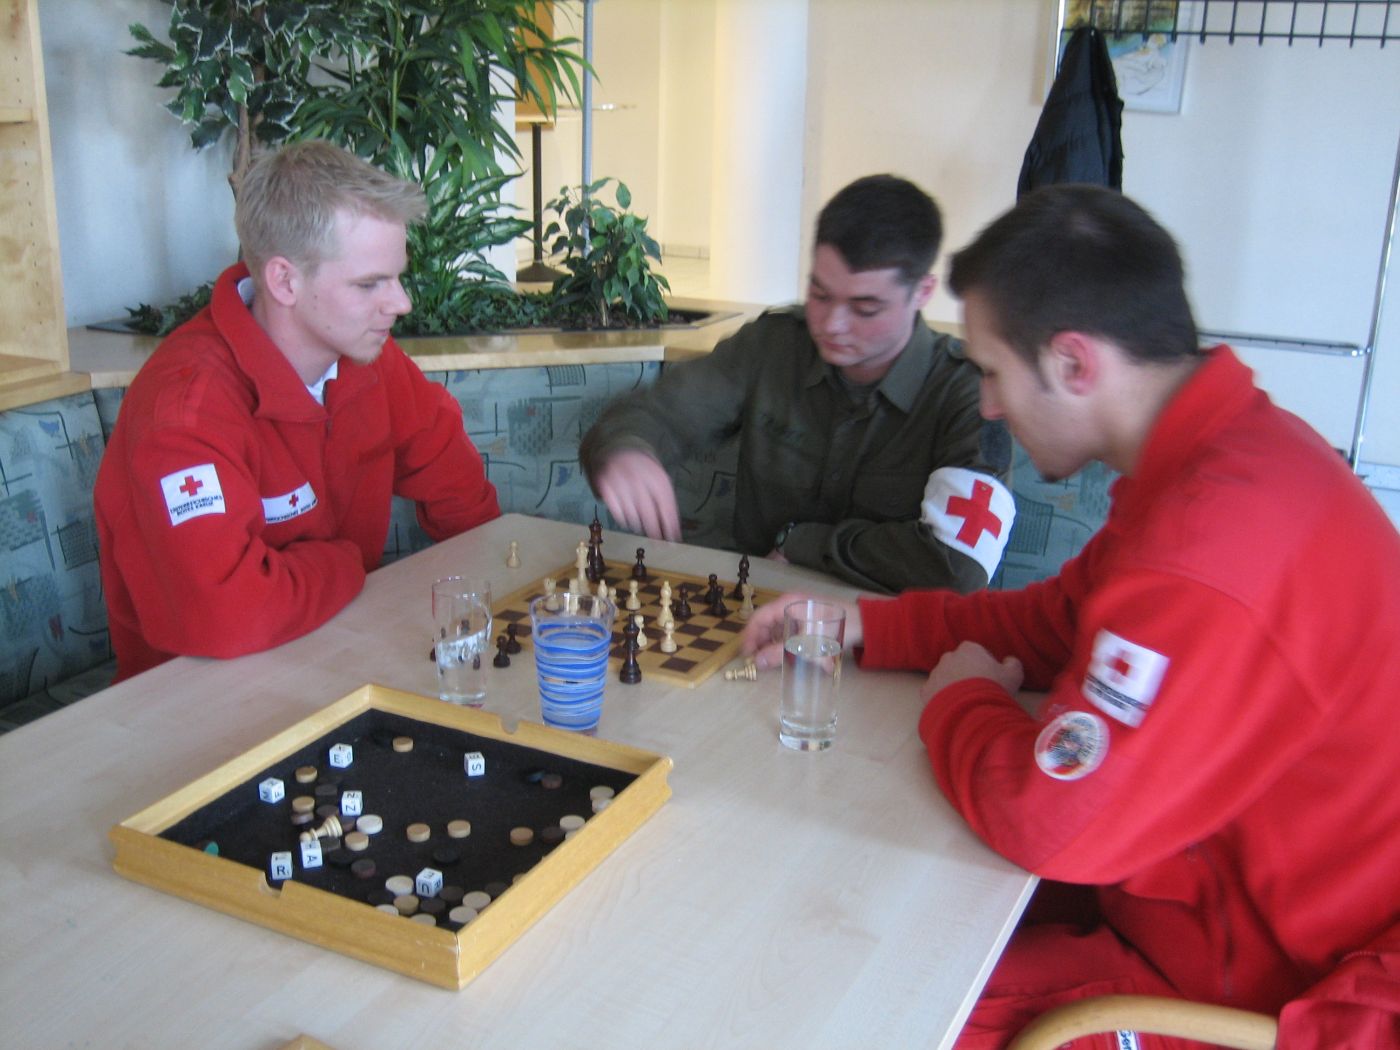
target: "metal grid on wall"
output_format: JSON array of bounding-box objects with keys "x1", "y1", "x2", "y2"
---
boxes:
[{"x1": 1063, "y1": 1, "x2": 1398, "y2": 46}]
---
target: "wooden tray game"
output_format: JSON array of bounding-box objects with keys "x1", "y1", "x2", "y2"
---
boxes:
[
  {"x1": 109, "y1": 684, "x2": 672, "y2": 989},
  {"x1": 493, "y1": 557, "x2": 782, "y2": 688}
]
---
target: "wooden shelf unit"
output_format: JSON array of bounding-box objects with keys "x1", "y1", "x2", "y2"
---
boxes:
[{"x1": 0, "y1": 0, "x2": 76, "y2": 397}]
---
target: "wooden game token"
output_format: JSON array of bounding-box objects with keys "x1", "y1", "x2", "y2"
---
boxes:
[
  {"x1": 446, "y1": 819, "x2": 472, "y2": 839},
  {"x1": 431, "y1": 846, "x2": 461, "y2": 867},
  {"x1": 290, "y1": 811, "x2": 315, "y2": 826},
  {"x1": 325, "y1": 848, "x2": 354, "y2": 868},
  {"x1": 339, "y1": 815, "x2": 357, "y2": 833},
  {"x1": 483, "y1": 881, "x2": 509, "y2": 899},
  {"x1": 350, "y1": 858, "x2": 377, "y2": 880},
  {"x1": 409, "y1": 913, "x2": 437, "y2": 926},
  {"x1": 291, "y1": 795, "x2": 316, "y2": 814},
  {"x1": 418, "y1": 896, "x2": 447, "y2": 916},
  {"x1": 316, "y1": 804, "x2": 339, "y2": 820},
  {"x1": 448, "y1": 905, "x2": 478, "y2": 925},
  {"x1": 540, "y1": 772, "x2": 563, "y2": 790},
  {"x1": 294, "y1": 766, "x2": 318, "y2": 784},
  {"x1": 385, "y1": 875, "x2": 415, "y2": 896},
  {"x1": 592, "y1": 797, "x2": 611, "y2": 813},
  {"x1": 406, "y1": 822, "x2": 431, "y2": 843},
  {"x1": 356, "y1": 813, "x2": 383, "y2": 835},
  {"x1": 368, "y1": 889, "x2": 396, "y2": 907},
  {"x1": 539, "y1": 825, "x2": 564, "y2": 845},
  {"x1": 393, "y1": 894, "x2": 419, "y2": 915},
  {"x1": 439, "y1": 885, "x2": 465, "y2": 904},
  {"x1": 314, "y1": 782, "x2": 339, "y2": 798},
  {"x1": 509, "y1": 826, "x2": 534, "y2": 847},
  {"x1": 344, "y1": 831, "x2": 370, "y2": 852},
  {"x1": 375, "y1": 904, "x2": 400, "y2": 916},
  {"x1": 321, "y1": 837, "x2": 342, "y2": 852},
  {"x1": 461, "y1": 890, "x2": 492, "y2": 911},
  {"x1": 392, "y1": 736, "x2": 414, "y2": 753},
  {"x1": 559, "y1": 814, "x2": 586, "y2": 832},
  {"x1": 589, "y1": 785, "x2": 615, "y2": 801}
]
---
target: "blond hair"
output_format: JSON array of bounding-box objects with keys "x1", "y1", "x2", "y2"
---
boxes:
[{"x1": 235, "y1": 141, "x2": 427, "y2": 275}]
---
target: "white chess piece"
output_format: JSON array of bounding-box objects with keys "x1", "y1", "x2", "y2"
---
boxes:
[
  {"x1": 626, "y1": 579, "x2": 641, "y2": 611},
  {"x1": 542, "y1": 576, "x2": 558, "y2": 611},
  {"x1": 738, "y1": 582, "x2": 755, "y2": 621},
  {"x1": 506, "y1": 540, "x2": 520, "y2": 568},
  {"x1": 659, "y1": 622, "x2": 677, "y2": 653},
  {"x1": 633, "y1": 613, "x2": 650, "y2": 649}
]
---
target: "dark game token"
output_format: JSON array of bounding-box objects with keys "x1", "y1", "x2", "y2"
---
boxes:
[
  {"x1": 350, "y1": 858, "x2": 377, "y2": 880},
  {"x1": 483, "y1": 881, "x2": 510, "y2": 899},
  {"x1": 314, "y1": 782, "x2": 340, "y2": 798},
  {"x1": 432, "y1": 846, "x2": 462, "y2": 867},
  {"x1": 439, "y1": 885, "x2": 465, "y2": 904},
  {"x1": 368, "y1": 888, "x2": 395, "y2": 908},
  {"x1": 540, "y1": 825, "x2": 565, "y2": 846},
  {"x1": 418, "y1": 896, "x2": 447, "y2": 916},
  {"x1": 325, "y1": 848, "x2": 354, "y2": 869},
  {"x1": 316, "y1": 804, "x2": 339, "y2": 820},
  {"x1": 540, "y1": 772, "x2": 563, "y2": 790}
]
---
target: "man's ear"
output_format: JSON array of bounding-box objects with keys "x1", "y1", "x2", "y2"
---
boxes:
[
  {"x1": 1045, "y1": 331, "x2": 1100, "y2": 396},
  {"x1": 260, "y1": 256, "x2": 301, "y2": 308},
  {"x1": 912, "y1": 273, "x2": 937, "y2": 311}
]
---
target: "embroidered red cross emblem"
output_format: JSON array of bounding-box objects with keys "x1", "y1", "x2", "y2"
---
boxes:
[
  {"x1": 179, "y1": 475, "x2": 204, "y2": 497},
  {"x1": 945, "y1": 480, "x2": 1003, "y2": 545},
  {"x1": 1109, "y1": 652, "x2": 1133, "y2": 679},
  {"x1": 288, "y1": 493, "x2": 299, "y2": 508}
]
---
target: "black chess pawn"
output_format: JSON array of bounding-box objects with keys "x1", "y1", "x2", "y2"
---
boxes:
[
  {"x1": 731, "y1": 554, "x2": 750, "y2": 599},
  {"x1": 674, "y1": 583, "x2": 693, "y2": 620},
  {"x1": 505, "y1": 622, "x2": 522, "y2": 654},
  {"x1": 706, "y1": 574, "x2": 728, "y2": 617},
  {"x1": 619, "y1": 618, "x2": 642, "y2": 684},
  {"x1": 631, "y1": 547, "x2": 649, "y2": 581},
  {"x1": 492, "y1": 634, "x2": 511, "y2": 668}
]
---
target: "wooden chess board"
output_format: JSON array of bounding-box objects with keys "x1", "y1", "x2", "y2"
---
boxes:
[{"x1": 493, "y1": 558, "x2": 781, "y2": 688}]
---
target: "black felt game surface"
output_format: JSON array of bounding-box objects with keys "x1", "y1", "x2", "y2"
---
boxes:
[
  {"x1": 159, "y1": 709, "x2": 636, "y2": 927},
  {"x1": 494, "y1": 558, "x2": 781, "y2": 688}
]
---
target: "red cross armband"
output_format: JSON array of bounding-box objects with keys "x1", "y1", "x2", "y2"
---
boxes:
[{"x1": 920, "y1": 467, "x2": 1015, "y2": 578}]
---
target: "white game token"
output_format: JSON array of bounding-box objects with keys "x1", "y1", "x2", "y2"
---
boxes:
[{"x1": 356, "y1": 813, "x2": 383, "y2": 835}]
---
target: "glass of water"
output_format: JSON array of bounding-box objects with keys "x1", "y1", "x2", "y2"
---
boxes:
[
  {"x1": 779, "y1": 599, "x2": 846, "y2": 751},
  {"x1": 432, "y1": 577, "x2": 492, "y2": 706},
  {"x1": 529, "y1": 592, "x2": 615, "y2": 732}
]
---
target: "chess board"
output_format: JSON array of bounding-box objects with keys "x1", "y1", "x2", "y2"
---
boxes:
[{"x1": 493, "y1": 558, "x2": 781, "y2": 688}]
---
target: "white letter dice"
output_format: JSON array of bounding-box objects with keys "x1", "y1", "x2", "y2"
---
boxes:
[
  {"x1": 328, "y1": 743, "x2": 353, "y2": 768},
  {"x1": 464, "y1": 751, "x2": 486, "y2": 777},
  {"x1": 340, "y1": 789, "x2": 363, "y2": 816},
  {"x1": 269, "y1": 851, "x2": 294, "y2": 880},
  {"x1": 299, "y1": 839, "x2": 323, "y2": 869},
  {"x1": 416, "y1": 868, "x2": 444, "y2": 898},
  {"x1": 259, "y1": 777, "x2": 285, "y2": 803}
]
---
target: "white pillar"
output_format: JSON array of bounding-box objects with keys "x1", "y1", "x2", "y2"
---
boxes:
[{"x1": 707, "y1": 0, "x2": 809, "y2": 304}]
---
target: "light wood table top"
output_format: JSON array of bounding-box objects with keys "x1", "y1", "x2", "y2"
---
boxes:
[{"x1": 0, "y1": 514, "x2": 1034, "y2": 1050}]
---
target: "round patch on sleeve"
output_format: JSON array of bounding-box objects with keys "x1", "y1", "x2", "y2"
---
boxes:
[{"x1": 1034, "y1": 710, "x2": 1109, "y2": 781}]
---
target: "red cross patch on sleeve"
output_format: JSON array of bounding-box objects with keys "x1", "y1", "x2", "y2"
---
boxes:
[
  {"x1": 921, "y1": 467, "x2": 1015, "y2": 578},
  {"x1": 159, "y1": 464, "x2": 226, "y2": 526},
  {"x1": 1083, "y1": 629, "x2": 1170, "y2": 728}
]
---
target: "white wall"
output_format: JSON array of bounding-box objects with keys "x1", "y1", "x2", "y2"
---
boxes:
[{"x1": 39, "y1": 0, "x2": 1400, "y2": 472}]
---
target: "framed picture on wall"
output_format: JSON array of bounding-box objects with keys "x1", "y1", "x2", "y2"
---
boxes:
[{"x1": 1061, "y1": 0, "x2": 1192, "y2": 114}]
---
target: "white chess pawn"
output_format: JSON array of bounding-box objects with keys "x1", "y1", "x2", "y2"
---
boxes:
[
  {"x1": 610, "y1": 586, "x2": 624, "y2": 621},
  {"x1": 633, "y1": 613, "x2": 650, "y2": 649},
  {"x1": 506, "y1": 540, "x2": 520, "y2": 568},
  {"x1": 575, "y1": 541, "x2": 589, "y2": 585},
  {"x1": 626, "y1": 579, "x2": 641, "y2": 611},
  {"x1": 738, "y1": 581, "x2": 755, "y2": 621},
  {"x1": 542, "y1": 576, "x2": 558, "y2": 611},
  {"x1": 596, "y1": 579, "x2": 610, "y2": 602},
  {"x1": 659, "y1": 622, "x2": 677, "y2": 653}
]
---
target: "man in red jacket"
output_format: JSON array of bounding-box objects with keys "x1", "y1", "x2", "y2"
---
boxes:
[
  {"x1": 743, "y1": 186, "x2": 1400, "y2": 1047},
  {"x1": 96, "y1": 141, "x2": 500, "y2": 681}
]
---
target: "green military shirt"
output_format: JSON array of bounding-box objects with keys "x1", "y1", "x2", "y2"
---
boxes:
[{"x1": 578, "y1": 306, "x2": 1011, "y2": 593}]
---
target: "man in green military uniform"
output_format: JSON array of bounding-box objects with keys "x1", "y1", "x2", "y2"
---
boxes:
[{"x1": 578, "y1": 174, "x2": 1013, "y2": 594}]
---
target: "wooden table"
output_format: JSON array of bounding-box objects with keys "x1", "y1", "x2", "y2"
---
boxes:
[{"x1": 0, "y1": 514, "x2": 1035, "y2": 1050}]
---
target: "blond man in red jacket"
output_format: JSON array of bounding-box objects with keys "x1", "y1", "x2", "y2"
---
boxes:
[
  {"x1": 744, "y1": 186, "x2": 1400, "y2": 1048},
  {"x1": 96, "y1": 142, "x2": 499, "y2": 680}
]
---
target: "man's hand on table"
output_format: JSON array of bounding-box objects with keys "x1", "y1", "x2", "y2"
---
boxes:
[
  {"x1": 740, "y1": 592, "x2": 865, "y2": 672},
  {"x1": 918, "y1": 640, "x2": 1024, "y2": 704},
  {"x1": 595, "y1": 449, "x2": 682, "y2": 542}
]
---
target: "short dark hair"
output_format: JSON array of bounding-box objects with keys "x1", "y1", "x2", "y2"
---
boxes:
[
  {"x1": 948, "y1": 185, "x2": 1199, "y2": 365},
  {"x1": 815, "y1": 174, "x2": 943, "y2": 287}
]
